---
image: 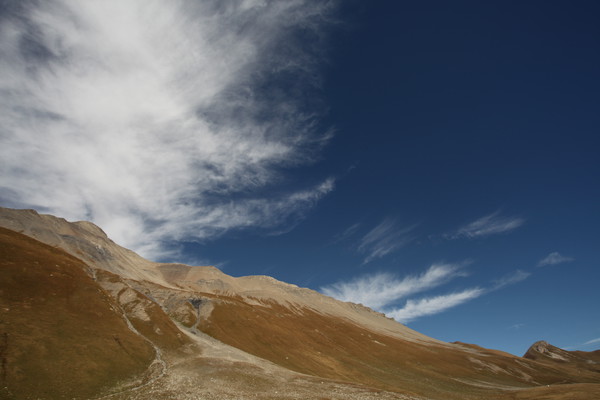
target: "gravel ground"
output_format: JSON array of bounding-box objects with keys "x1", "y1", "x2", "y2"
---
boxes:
[
  {"x1": 94, "y1": 315, "x2": 427, "y2": 400},
  {"x1": 101, "y1": 353, "x2": 425, "y2": 400}
]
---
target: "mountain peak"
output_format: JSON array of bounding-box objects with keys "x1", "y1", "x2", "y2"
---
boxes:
[
  {"x1": 530, "y1": 340, "x2": 551, "y2": 351},
  {"x1": 524, "y1": 340, "x2": 568, "y2": 360}
]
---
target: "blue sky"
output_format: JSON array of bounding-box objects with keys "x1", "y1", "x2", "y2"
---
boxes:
[{"x1": 1, "y1": 1, "x2": 599, "y2": 356}]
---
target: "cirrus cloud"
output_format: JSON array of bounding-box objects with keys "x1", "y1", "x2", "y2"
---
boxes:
[
  {"x1": 491, "y1": 269, "x2": 531, "y2": 290},
  {"x1": 537, "y1": 252, "x2": 574, "y2": 267},
  {"x1": 446, "y1": 211, "x2": 524, "y2": 240},
  {"x1": 0, "y1": 0, "x2": 337, "y2": 259},
  {"x1": 322, "y1": 262, "x2": 529, "y2": 324},
  {"x1": 386, "y1": 288, "x2": 485, "y2": 324},
  {"x1": 358, "y1": 218, "x2": 417, "y2": 264},
  {"x1": 320, "y1": 263, "x2": 467, "y2": 309}
]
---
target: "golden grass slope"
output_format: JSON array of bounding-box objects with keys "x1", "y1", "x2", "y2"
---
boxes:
[
  {"x1": 0, "y1": 228, "x2": 155, "y2": 399},
  {"x1": 196, "y1": 295, "x2": 600, "y2": 400}
]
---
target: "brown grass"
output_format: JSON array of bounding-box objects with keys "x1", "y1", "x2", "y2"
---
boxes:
[
  {"x1": 509, "y1": 383, "x2": 600, "y2": 400},
  {"x1": 0, "y1": 228, "x2": 155, "y2": 399},
  {"x1": 200, "y1": 296, "x2": 600, "y2": 400}
]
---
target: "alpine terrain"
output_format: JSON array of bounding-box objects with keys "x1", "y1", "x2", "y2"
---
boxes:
[{"x1": 0, "y1": 207, "x2": 599, "y2": 400}]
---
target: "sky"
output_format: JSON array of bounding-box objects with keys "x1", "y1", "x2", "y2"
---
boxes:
[{"x1": 1, "y1": 0, "x2": 599, "y2": 356}]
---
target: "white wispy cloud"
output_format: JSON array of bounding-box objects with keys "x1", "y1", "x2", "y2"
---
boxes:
[
  {"x1": 0, "y1": 0, "x2": 336, "y2": 260},
  {"x1": 386, "y1": 288, "x2": 485, "y2": 324},
  {"x1": 320, "y1": 263, "x2": 466, "y2": 309},
  {"x1": 491, "y1": 270, "x2": 531, "y2": 290},
  {"x1": 537, "y1": 252, "x2": 574, "y2": 267},
  {"x1": 387, "y1": 269, "x2": 528, "y2": 323},
  {"x1": 330, "y1": 222, "x2": 361, "y2": 245},
  {"x1": 584, "y1": 338, "x2": 600, "y2": 346},
  {"x1": 358, "y1": 218, "x2": 416, "y2": 264},
  {"x1": 446, "y1": 211, "x2": 524, "y2": 239},
  {"x1": 322, "y1": 265, "x2": 529, "y2": 324}
]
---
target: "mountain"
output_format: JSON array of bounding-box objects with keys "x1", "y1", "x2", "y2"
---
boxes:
[
  {"x1": 524, "y1": 341, "x2": 600, "y2": 374},
  {"x1": 1, "y1": 207, "x2": 599, "y2": 399}
]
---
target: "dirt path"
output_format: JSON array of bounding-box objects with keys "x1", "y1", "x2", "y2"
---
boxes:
[{"x1": 94, "y1": 299, "x2": 167, "y2": 399}]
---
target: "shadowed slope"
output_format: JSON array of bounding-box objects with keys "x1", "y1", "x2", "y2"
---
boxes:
[{"x1": 0, "y1": 228, "x2": 155, "y2": 399}]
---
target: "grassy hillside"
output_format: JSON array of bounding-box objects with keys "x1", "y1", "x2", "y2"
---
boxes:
[
  {"x1": 0, "y1": 228, "x2": 155, "y2": 399},
  {"x1": 200, "y1": 296, "x2": 600, "y2": 399}
]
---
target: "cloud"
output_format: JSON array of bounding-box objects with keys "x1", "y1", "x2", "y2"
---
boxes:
[
  {"x1": 322, "y1": 265, "x2": 529, "y2": 324},
  {"x1": 320, "y1": 263, "x2": 466, "y2": 309},
  {"x1": 386, "y1": 288, "x2": 485, "y2": 324},
  {"x1": 446, "y1": 211, "x2": 524, "y2": 239},
  {"x1": 491, "y1": 270, "x2": 530, "y2": 290},
  {"x1": 393, "y1": 270, "x2": 527, "y2": 323},
  {"x1": 584, "y1": 338, "x2": 600, "y2": 346},
  {"x1": 330, "y1": 222, "x2": 361, "y2": 245},
  {"x1": 358, "y1": 218, "x2": 416, "y2": 264},
  {"x1": 537, "y1": 252, "x2": 574, "y2": 267},
  {"x1": 0, "y1": 0, "x2": 336, "y2": 260}
]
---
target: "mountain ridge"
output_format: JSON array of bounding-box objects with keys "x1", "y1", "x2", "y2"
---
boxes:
[
  {"x1": 1, "y1": 206, "x2": 599, "y2": 399},
  {"x1": 0, "y1": 207, "x2": 435, "y2": 345}
]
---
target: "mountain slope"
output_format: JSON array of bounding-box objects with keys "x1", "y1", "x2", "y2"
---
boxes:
[
  {"x1": 1, "y1": 207, "x2": 600, "y2": 399},
  {"x1": 181, "y1": 293, "x2": 600, "y2": 399},
  {"x1": 0, "y1": 227, "x2": 156, "y2": 399},
  {"x1": 0, "y1": 208, "x2": 162, "y2": 284},
  {"x1": 0, "y1": 207, "x2": 437, "y2": 344},
  {"x1": 524, "y1": 341, "x2": 600, "y2": 376}
]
